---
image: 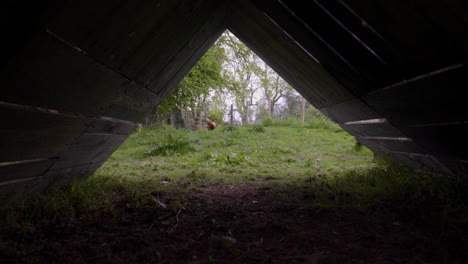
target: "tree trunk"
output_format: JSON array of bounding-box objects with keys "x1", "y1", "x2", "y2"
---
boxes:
[
  {"x1": 241, "y1": 115, "x2": 248, "y2": 124},
  {"x1": 270, "y1": 102, "x2": 275, "y2": 117},
  {"x1": 267, "y1": 98, "x2": 273, "y2": 116}
]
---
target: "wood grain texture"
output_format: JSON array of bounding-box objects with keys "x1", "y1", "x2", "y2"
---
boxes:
[
  {"x1": 366, "y1": 64, "x2": 467, "y2": 126},
  {"x1": 0, "y1": 159, "x2": 53, "y2": 183},
  {"x1": 1, "y1": 31, "x2": 129, "y2": 116},
  {"x1": 341, "y1": 119, "x2": 404, "y2": 138},
  {"x1": 0, "y1": 103, "x2": 92, "y2": 162},
  {"x1": 45, "y1": 0, "x2": 225, "y2": 89},
  {"x1": 0, "y1": 177, "x2": 42, "y2": 205},
  {"x1": 2, "y1": 29, "x2": 165, "y2": 124},
  {"x1": 148, "y1": 3, "x2": 227, "y2": 96},
  {"x1": 357, "y1": 137, "x2": 424, "y2": 155},
  {"x1": 277, "y1": 0, "x2": 396, "y2": 91},
  {"x1": 250, "y1": 0, "x2": 368, "y2": 96},
  {"x1": 32, "y1": 161, "x2": 105, "y2": 194},
  {"x1": 85, "y1": 118, "x2": 138, "y2": 135},
  {"x1": 343, "y1": 0, "x2": 468, "y2": 78},
  {"x1": 319, "y1": 98, "x2": 380, "y2": 124},
  {"x1": 44, "y1": 0, "x2": 184, "y2": 72},
  {"x1": 228, "y1": 0, "x2": 352, "y2": 109},
  {"x1": 49, "y1": 133, "x2": 128, "y2": 170},
  {"x1": 402, "y1": 123, "x2": 468, "y2": 161}
]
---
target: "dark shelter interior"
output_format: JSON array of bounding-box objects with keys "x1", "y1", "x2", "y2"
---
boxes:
[{"x1": 1, "y1": 0, "x2": 467, "y2": 200}]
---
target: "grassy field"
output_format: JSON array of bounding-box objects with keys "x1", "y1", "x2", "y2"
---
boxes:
[
  {"x1": 1, "y1": 122, "x2": 467, "y2": 263},
  {"x1": 98, "y1": 123, "x2": 373, "y2": 186}
]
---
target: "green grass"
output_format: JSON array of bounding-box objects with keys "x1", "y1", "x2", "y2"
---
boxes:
[
  {"x1": 261, "y1": 116, "x2": 343, "y2": 132},
  {"x1": 97, "y1": 124, "x2": 373, "y2": 186},
  {"x1": 2, "y1": 123, "x2": 467, "y2": 264},
  {"x1": 3, "y1": 124, "x2": 465, "y2": 221}
]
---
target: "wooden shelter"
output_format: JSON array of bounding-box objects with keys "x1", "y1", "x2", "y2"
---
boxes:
[{"x1": 1, "y1": 0, "x2": 467, "y2": 200}]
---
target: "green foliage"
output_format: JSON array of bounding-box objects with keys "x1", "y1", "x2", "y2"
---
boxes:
[
  {"x1": 261, "y1": 116, "x2": 274, "y2": 127},
  {"x1": 248, "y1": 124, "x2": 265, "y2": 133},
  {"x1": 155, "y1": 38, "x2": 227, "y2": 115},
  {"x1": 305, "y1": 116, "x2": 342, "y2": 132},
  {"x1": 222, "y1": 125, "x2": 238, "y2": 132},
  {"x1": 353, "y1": 142, "x2": 363, "y2": 152},
  {"x1": 208, "y1": 151, "x2": 247, "y2": 166},
  {"x1": 259, "y1": 115, "x2": 342, "y2": 133},
  {"x1": 207, "y1": 108, "x2": 224, "y2": 124},
  {"x1": 309, "y1": 160, "x2": 464, "y2": 216},
  {"x1": 95, "y1": 125, "x2": 373, "y2": 185},
  {"x1": 145, "y1": 125, "x2": 198, "y2": 156}
]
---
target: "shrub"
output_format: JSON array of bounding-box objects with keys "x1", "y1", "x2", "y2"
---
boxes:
[
  {"x1": 261, "y1": 117, "x2": 274, "y2": 127},
  {"x1": 248, "y1": 124, "x2": 266, "y2": 133},
  {"x1": 223, "y1": 125, "x2": 238, "y2": 132},
  {"x1": 305, "y1": 116, "x2": 342, "y2": 133},
  {"x1": 145, "y1": 124, "x2": 197, "y2": 156}
]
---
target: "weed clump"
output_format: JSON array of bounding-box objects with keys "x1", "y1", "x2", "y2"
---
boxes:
[
  {"x1": 248, "y1": 124, "x2": 265, "y2": 133},
  {"x1": 145, "y1": 124, "x2": 198, "y2": 156},
  {"x1": 222, "y1": 125, "x2": 237, "y2": 132},
  {"x1": 259, "y1": 114, "x2": 342, "y2": 133}
]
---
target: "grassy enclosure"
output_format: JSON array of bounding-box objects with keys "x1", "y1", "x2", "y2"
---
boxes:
[
  {"x1": 99, "y1": 122, "x2": 371, "y2": 186},
  {"x1": 2, "y1": 121, "x2": 468, "y2": 263}
]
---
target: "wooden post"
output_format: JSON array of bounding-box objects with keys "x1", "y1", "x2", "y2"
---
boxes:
[{"x1": 230, "y1": 104, "x2": 234, "y2": 124}]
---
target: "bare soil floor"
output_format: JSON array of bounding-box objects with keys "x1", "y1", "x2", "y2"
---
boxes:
[{"x1": 2, "y1": 183, "x2": 466, "y2": 264}]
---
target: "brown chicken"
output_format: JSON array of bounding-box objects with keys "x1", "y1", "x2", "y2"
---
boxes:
[{"x1": 207, "y1": 118, "x2": 218, "y2": 130}]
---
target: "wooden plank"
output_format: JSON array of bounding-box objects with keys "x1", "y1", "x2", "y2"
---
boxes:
[
  {"x1": 249, "y1": 0, "x2": 369, "y2": 96},
  {"x1": 389, "y1": 152, "x2": 452, "y2": 174},
  {"x1": 357, "y1": 137, "x2": 424, "y2": 155},
  {"x1": 0, "y1": 103, "x2": 92, "y2": 162},
  {"x1": 228, "y1": 0, "x2": 353, "y2": 109},
  {"x1": 1, "y1": 29, "x2": 163, "y2": 123},
  {"x1": 342, "y1": 0, "x2": 466, "y2": 78},
  {"x1": 319, "y1": 98, "x2": 380, "y2": 124},
  {"x1": 0, "y1": 177, "x2": 42, "y2": 205},
  {"x1": 364, "y1": 144, "x2": 451, "y2": 174},
  {"x1": 146, "y1": 3, "x2": 226, "y2": 95},
  {"x1": 49, "y1": 133, "x2": 128, "y2": 170},
  {"x1": 365, "y1": 64, "x2": 468, "y2": 126},
  {"x1": 32, "y1": 161, "x2": 105, "y2": 194},
  {"x1": 131, "y1": 0, "x2": 224, "y2": 88},
  {"x1": 0, "y1": 30, "x2": 130, "y2": 116},
  {"x1": 45, "y1": 0, "x2": 223, "y2": 88},
  {"x1": 85, "y1": 118, "x2": 138, "y2": 135},
  {"x1": 157, "y1": 26, "x2": 226, "y2": 100},
  {"x1": 45, "y1": 0, "x2": 184, "y2": 72},
  {"x1": 0, "y1": 0, "x2": 62, "y2": 68},
  {"x1": 274, "y1": 0, "x2": 396, "y2": 91},
  {"x1": 437, "y1": 160, "x2": 468, "y2": 177},
  {"x1": 100, "y1": 81, "x2": 163, "y2": 123},
  {"x1": 402, "y1": 123, "x2": 468, "y2": 161},
  {"x1": 341, "y1": 119, "x2": 404, "y2": 137},
  {"x1": 408, "y1": 0, "x2": 468, "y2": 63},
  {"x1": 314, "y1": 0, "x2": 400, "y2": 70},
  {"x1": 0, "y1": 159, "x2": 53, "y2": 183}
]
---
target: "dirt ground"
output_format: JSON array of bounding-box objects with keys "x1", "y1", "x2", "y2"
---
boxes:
[{"x1": 1, "y1": 184, "x2": 466, "y2": 264}]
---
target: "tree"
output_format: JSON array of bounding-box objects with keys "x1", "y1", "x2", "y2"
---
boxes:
[
  {"x1": 223, "y1": 31, "x2": 261, "y2": 124},
  {"x1": 154, "y1": 37, "x2": 227, "y2": 126},
  {"x1": 258, "y1": 61, "x2": 292, "y2": 117},
  {"x1": 278, "y1": 89, "x2": 303, "y2": 119}
]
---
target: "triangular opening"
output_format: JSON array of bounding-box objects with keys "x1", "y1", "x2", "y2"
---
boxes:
[
  {"x1": 151, "y1": 30, "x2": 339, "y2": 129},
  {"x1": 104, "y1": 30, "x2": 374, "y2": 182}
]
